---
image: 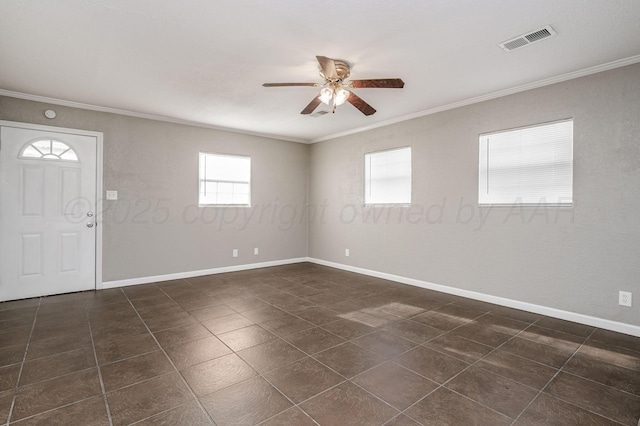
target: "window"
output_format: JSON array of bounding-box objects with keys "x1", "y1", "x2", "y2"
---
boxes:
[
  {"x1": 199, "y1": 153, "x2": 250, "y2": 206},
  {"x1": 19, "y1": 139, "x2": 78, "y2": 161},
  {"x1": 478, "y1": 119, "x2": 573, "y2": 206},
  {"x1": 364, "y1": 147, "x2": 411, "y2": 205}
]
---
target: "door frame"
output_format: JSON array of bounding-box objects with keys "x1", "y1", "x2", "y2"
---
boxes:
[{"x1": 0, "y1": 120, "x2": 104, "y2": 291}]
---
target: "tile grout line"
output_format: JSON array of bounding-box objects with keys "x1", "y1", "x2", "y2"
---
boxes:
[
  {"x1": 181, "y1": 273, "x2": 326, "y2": 424},
  {"x1": 194, "y1": 270, "x2": 632, "y2": 417},
  {"x1": 205, "y1": 279, "x2": 494, "y2": 424},
  {"x1": 0, "y1": 291, "x2": 571, "y2": 425},
  {"x1": 3, "y1": 266, "x2": 638, "y2": 426},
  {"x1": 128, "y1": 286, "x2": 218, "y2": 425},
  {"x1": 507, "y1": 329, "x2": 580, "y2": 424},
  {"x1": 87, "y1": 270, "x2": 640, "y2": 425},
  {"x1": 178, "y1": 274, "x2": 320, "y2": 424},
  {"x1": 124, "y1": 275, "x2": 583, "y2": 425},
  {"x1": 558, "y1": 367, "x2": 640, "y2": 399},
  {"x1": 86, "y1": 302, "x2": 115, "y2": 426},
  {"x1": 346, "y1": 376, "x2": 412, "y2": 422},
  {"x1": 5, "y1": 297, "x2": 42, "y2": 426},
  {"x1": 512, "y1": 328, "x2": 617, "y2": 425},
  {"x1": 188, "y1": 273, "x2": 331, "y2": 425},
  {"x1": 507, "y1": 327, "x2": 613, "y2": 426},
  {"x1": 396, "y1": 315, "x2": 543, "y2": 423},
  {"x1": 178, "y1": 271, "x2": 398, "y2": 424},
  {"x1": 255, "y1": 274, "x2": 427, "y2": 424},
  {"x1": 126, "y1": 279, "x2": 295, "y2": 423},
  {"x1": 254, "y1": 336, "x2": 392, "y2": 423},
  {"x1": 125, "y1": 401, "x2": 207, "y2": 426},
  {"x1": 254, "y1": 370, "x2": 323, "y2": 426},
  {"x1": 94, "y1": 348, "x2": 161, "y2": 368},
  {"x1": 7, "y1": 395, "x2": 113, "y2": 424},
  {"x1": 302, "y1": 328, "x2": 423, "y2": 407},
  {"x1": 14, "y1": 344, "x2": 96, "y2": 364}
]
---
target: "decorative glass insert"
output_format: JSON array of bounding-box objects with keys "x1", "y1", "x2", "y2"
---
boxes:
[{"x1": 19, "y1": 139, "x2": 79, "y2": 161}]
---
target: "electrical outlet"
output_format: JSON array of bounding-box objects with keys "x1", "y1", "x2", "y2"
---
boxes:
[
  {"x1": 345, "y1": 248, "x2": 350, "y2": 257},
  {"x1": 619, "y1": 291, "x2": 632, "y2": 307},
  {"x1": 232, "y1": 249, "x2": 238, "y2": 258},
  {"x1": 254, "y1": 247, "x2": 259, "y2": 255}
]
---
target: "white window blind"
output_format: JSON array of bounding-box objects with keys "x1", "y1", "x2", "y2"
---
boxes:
[
  {"x1": 199, "y1": 153, "x2": 251, "y2": 206},
  {"x1": 365, "y1": 147, "x2": 411, "y2": 205},
  {"x1": 478, "y1": 120, "x2": 573, "y2": 206}
]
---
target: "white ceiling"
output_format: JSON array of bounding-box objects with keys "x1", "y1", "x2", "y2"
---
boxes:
[{"x1": 1, "y1": 1, "x2": 640, "y2": 143}]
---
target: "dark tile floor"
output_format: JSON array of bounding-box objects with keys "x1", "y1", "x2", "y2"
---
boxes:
[{"x1": 1, "y1": 262, "x2": 639, "y2": 425}]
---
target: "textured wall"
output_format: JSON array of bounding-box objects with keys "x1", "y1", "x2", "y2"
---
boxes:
[
  {"x1": 308, "y1": 63, "x2": 640, "y2": 326},
  {"x1": 2, "y1": 63, "x2": 639, "y2": 327},
  {"x1": 0, "y1": 97, "x2": 309, "y2": 281}
]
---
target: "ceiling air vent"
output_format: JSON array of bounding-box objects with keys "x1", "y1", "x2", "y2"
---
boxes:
[{"x1": 499, "y1": 25, "x2": 556, "y2": 51}]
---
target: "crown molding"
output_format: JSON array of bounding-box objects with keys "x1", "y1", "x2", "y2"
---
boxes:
[
  {"x1": 2, "y1": 54, "x2": 639, "y2": 145},
  {"x1": 310, "y1": 54, "x2": 640, "y2": 143},
  {"x1": 0, "y1": 89, "x2": 306, "y2": 144}
]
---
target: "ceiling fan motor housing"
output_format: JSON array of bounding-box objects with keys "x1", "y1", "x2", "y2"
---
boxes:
[{"x1": 321, "y1": 60, "x2": 350, "y2": 82}]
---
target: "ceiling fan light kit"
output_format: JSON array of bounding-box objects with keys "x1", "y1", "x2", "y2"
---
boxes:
[{"x1": 263, "y1": 56, "x2": 404, "y2": 116}]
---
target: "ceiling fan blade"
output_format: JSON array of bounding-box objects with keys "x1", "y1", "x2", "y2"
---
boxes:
[
  {"x1": 347, "y1": 92, "x2": 376, "y2": 116},
  {"x1": 263, "y1": 83, "x2": 318, "y2": 87},
  {"x1": 316, "y1": 56, "x2": 338, "y2": 79},
  {"x1": 349, "y1": 79, "x2": 405, "y2": 88},
  {"x1": 301, "y1": 96, "x2": 322, "y2": 115}
]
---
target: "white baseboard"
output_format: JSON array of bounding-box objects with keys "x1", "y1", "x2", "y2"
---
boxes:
[
  {"x1": 100, "y1": 257, "x2": 308, "y2": 289},
  {"x1": 307, "y1": 257, "x2": 640, "y2": 338},
  {"x1": 100, "y1": 255, "x2": 640, "y2": 337}
]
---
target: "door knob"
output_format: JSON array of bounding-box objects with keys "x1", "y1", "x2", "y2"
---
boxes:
[
  {"x1": 87, "y1": 222, "x2": 94, "y2": 228},
  {"x1": 87, "y1": 211, "x2": 94, "y2": 217}
]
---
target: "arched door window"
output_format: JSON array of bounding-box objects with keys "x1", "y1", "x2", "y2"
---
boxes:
[{"x1": 19, "y1": 139, "x2": 79, "y2": 161}]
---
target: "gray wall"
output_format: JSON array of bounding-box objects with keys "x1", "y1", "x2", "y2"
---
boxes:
[
  {"x1": 2, "y1": 63, "x2": 638, "y2": 327},
  {"x1": 0, "y1": 97, "x2": 309, "y2": 281},
  {"x1": 309, "y1": 63, "x2": 640, "y2": 326}
]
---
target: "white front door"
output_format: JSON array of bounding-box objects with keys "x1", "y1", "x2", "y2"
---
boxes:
[{"x1": 0, "y1": 124, "x2": 98, "y2": 301}]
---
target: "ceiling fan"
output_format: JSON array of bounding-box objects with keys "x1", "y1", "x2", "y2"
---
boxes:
[{"x1": 263, "y1": 56, "x2": 404, "y2": 116}]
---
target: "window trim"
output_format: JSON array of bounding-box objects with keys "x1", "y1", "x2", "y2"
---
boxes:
[
  {"x1": 478, "y1": 118, "x2": 573, "y2": 207},
  {"x1": 364, "y1": 145, "x2": 412, "y2": 206},
  {"x1": 198, "y1": 152, "x2": 251, "y2": 207}
]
